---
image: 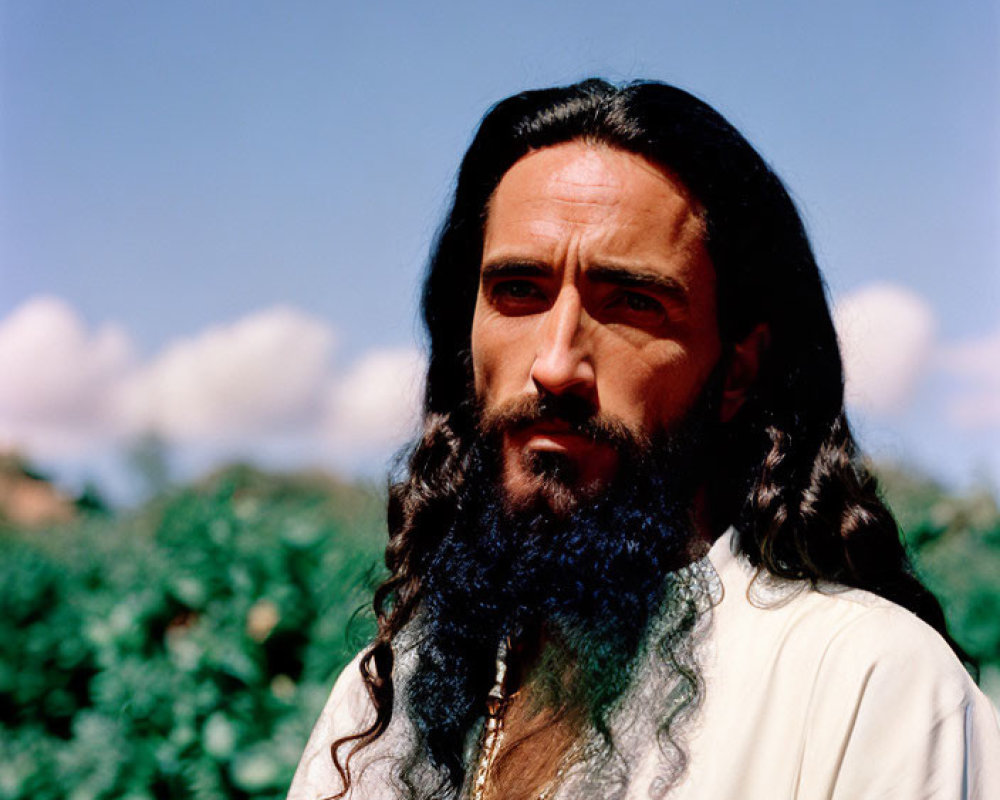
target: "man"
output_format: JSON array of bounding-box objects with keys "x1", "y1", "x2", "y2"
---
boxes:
[{"x1": 289, "y1": 80, "x2": 1000, "y2": 799}]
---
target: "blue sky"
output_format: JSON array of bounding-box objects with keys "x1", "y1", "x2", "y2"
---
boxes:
[{"x1": 1, "y1": 1, "x2": 998, "y2": 499}]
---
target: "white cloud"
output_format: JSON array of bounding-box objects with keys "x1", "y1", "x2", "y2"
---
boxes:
[
  {"x1": 937, "y1": 326, "x2": 1000, "y2": 429},
  {"x1": 0, "y1": 297, "x2": 426, "y2": 474},
  {"x1": 833, "y1": 283, "x2": 937, "y2": 415},
  {"x1": 0, "y1": 297, "x2": 134, "y2": 457},
  {"x1": 118, "y1": 307, "x2": 336, "y2": 440},
  {"x1": 325, "y1": 348, "x2": 425, "y2": 451}
]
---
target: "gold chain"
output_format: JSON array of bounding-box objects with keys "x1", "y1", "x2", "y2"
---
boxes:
[
  {"x1": 465, "y1": 632, "x2": 569, "y2": 800},
  {"x1": 466, "y1": 636, "x2": 512, "y2": 800}
]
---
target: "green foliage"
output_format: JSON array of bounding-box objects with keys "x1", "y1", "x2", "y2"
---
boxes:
[
  {"x1": 878, "y1": 464, "x2": 1000, "y2": 671},
  {"x1": 0, "y1": 466, "x2": 385, "y2": 800}
]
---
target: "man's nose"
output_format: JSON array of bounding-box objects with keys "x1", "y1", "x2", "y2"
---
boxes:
[{"x1": 529, "y1": 287, "x2": 596, "y2": 401}]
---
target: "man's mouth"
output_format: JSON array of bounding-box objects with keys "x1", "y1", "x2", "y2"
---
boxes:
[
  {"x1": 518, "y1": 423, "x2": 600, "y2": 454},
  {"x1": 503, "y1": 420, "x2": 621, "y2": 493},
  {"x1": 478, "y1": 395, "x2": 639, "y2": 501}
]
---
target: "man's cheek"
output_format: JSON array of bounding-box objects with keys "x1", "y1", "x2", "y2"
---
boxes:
[{"x1": 471, "y1": 349, "x2": 504, "y2": 403}]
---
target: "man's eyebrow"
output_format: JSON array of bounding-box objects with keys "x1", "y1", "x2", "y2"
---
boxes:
[
  {"x1": 586, "y1": 264, "x2": 689, "y2": 302},
  {"x1": 479, "y1": 259, "x2": 553, "y2": 279}
]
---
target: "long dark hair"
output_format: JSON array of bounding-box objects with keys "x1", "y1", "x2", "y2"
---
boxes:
[{"x1": 329, "y1": 78, "x2": 973, "y2": 797}]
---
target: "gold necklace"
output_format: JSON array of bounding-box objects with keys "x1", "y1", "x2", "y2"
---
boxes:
[
  {"x1": 465, "y1": 632, "x2": 572, "y2": 800},
  {"x1": 466, "y1": 636, "x2": 512, "y2": 800}
]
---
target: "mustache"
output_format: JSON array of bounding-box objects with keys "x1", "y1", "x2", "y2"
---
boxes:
[{"x1": 477, "y1": 393, "x2": 650, "y2": 451}]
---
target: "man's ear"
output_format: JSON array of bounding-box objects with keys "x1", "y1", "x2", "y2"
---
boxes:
[{"x1": 720, "y1": 323, "x2": 770, "y2": 423}]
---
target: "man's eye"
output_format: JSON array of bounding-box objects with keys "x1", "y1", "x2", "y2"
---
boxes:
[
  {"x1": 488, "y1": 280, "x2": 547, "y2": 312},
  {"x1": 606, "y1": 291, "x2": 668, "y2": 325},
  {"x1": 623, "y1": 292, "x2": 661, "y2": 312},
  {"x1": 494, "y1": 281, "x2": 539, "y2": 299}
]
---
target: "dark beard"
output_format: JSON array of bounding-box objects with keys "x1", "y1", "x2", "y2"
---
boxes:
[{"x1": 402, "y1": 388, "x2": 720, "y2": 791}]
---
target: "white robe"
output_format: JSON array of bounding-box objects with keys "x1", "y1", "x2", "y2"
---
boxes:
[{"x1": 287, "y1": 529, "x2": 1000, "y2": 799}]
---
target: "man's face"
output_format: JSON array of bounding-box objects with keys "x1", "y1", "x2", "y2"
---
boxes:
[{"x1": 471, "y1": 141, "x2": 724, "y2": 509}]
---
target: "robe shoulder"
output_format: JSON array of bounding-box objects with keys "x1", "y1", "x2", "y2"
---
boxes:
[
  {"x1": 286, "y1": 653, "x2": 375, "y2": 800},
  {"x1": 674, "y1": 531, "x2": 1000, "y2": 799}
]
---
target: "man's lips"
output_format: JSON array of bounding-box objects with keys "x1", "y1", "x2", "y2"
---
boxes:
[
  {"x1": 510, "y1": 422, "x2": 599, "y2": 454},
  {"x1": 500, "y1": 418, "x2": 622, "y2": 489}
]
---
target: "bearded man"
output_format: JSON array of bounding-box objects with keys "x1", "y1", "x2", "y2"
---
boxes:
[{"x1": 288, "y1": 80, "x2": 1000, "y2": 799}]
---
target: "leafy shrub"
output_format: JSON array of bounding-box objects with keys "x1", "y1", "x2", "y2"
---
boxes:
[
  {"x1": 0, "y1": 466, "x2": 384, "y2": 800},
  {"x1": 879, "y1": 465, "x2": 1000, "y2": 673}
]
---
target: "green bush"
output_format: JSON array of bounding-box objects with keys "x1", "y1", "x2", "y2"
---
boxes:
[
  {"x1": 879, "y1": 465, "x2": 1000, "y2": 672},
  {"x1": 0, "y1": 466, "x2": 384, "y2": 800}
]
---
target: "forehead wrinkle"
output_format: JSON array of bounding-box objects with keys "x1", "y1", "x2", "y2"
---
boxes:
[
  {"x1": 485, "y1": 196, "x2": 611, "y2": 250},
  {"x1": 541, "y1": 157, "x2": 626, "y2": 216},
  {"x1": 544, "y1": 177, "x2": 622, "y2": 209}
]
